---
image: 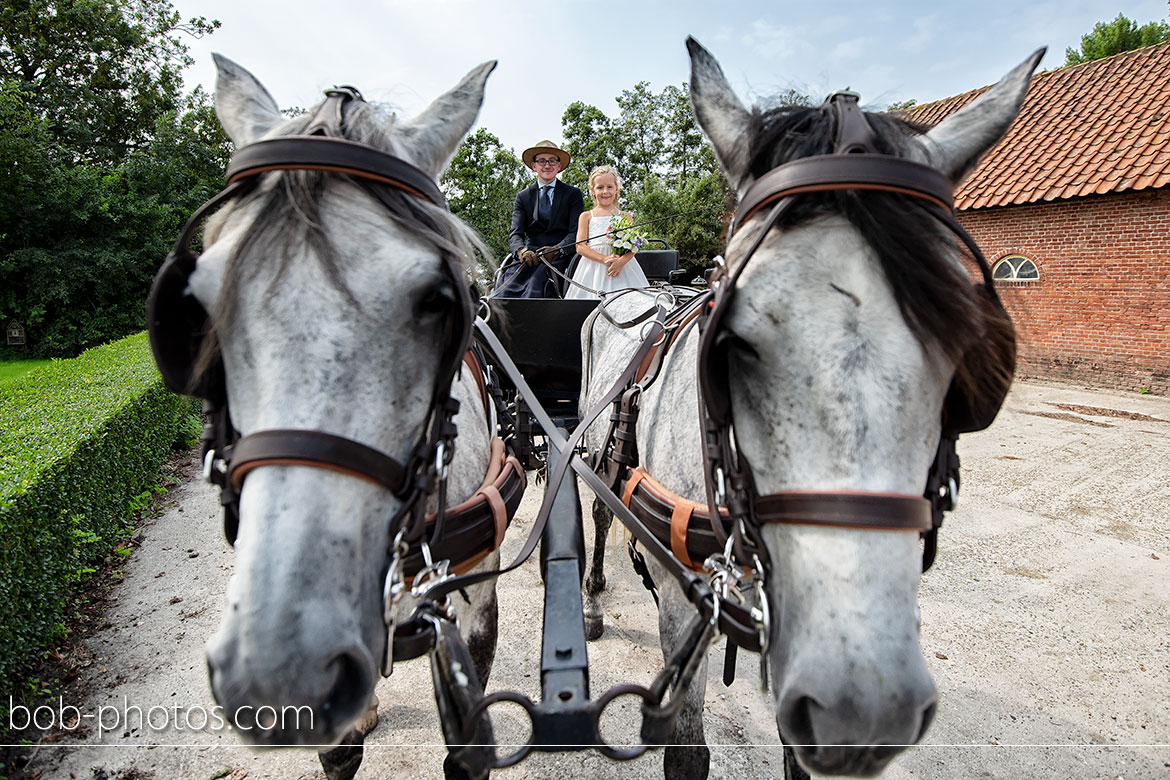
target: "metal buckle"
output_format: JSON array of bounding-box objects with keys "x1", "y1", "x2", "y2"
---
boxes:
[
  {"x1": 202, "y1": 449, "x2": 226, "y2": 484},
  {"x1": 435, "y1": 441, "x2": 451, "y2": 482},
  {"x1": 380, "y1": 528, "x2": 410, "y2": 677},
  {"x1": 750, "y1": 554, "x2": 771, "y2": 693},
  {"x1": 713, "y1": 466, "x2": 727, "y2": 508}
]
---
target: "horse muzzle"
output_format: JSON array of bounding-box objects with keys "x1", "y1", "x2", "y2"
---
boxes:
[{"x1": 205, "y1": 612, "x2": 378, "y2": 746}]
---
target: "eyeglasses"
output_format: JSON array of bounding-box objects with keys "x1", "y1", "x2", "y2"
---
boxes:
[{"x1": 534, "y1": 157, "x2": 560, "y2": 166}]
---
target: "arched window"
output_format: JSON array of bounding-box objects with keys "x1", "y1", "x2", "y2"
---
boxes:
[{"x1": 992, "y1": 255, "x2": 1039, "y2": 282}]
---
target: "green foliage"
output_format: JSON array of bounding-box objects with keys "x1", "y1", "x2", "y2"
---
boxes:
[
  {"x1": 1064, "y1": 13, "x2": 1170, "y2": 65},
  {"x1": 1, "y1": 0, "x2": 220, "y2": 165},
  {"x1": 887, "y1": 99, "x2": 918, "y2": 112},
  {"x1": 0, "y1": 2, "x2": 227, "y2": 359},
  {"x1": 0, "y1": 331, "x2": 199, "y2": 703},
  {"x1": 559, "y1": 100, "x2": 617, "y2": 193},
  {"x1": 0, "y1": 83, "x2": 230, "y2": 358},
  {"x1": 560, "y1": 81, "x2": 734, "y2": 270},
  {"x1": 0, "y1": 359, "x2": 51, "y2": 384},
  {"x1": 440, "y1": 128, "x2": 529, "y2": 270}
]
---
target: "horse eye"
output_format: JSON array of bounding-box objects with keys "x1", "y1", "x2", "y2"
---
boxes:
[{"x1": 415, "y1": 284, "x2": 455, "y2": 319}]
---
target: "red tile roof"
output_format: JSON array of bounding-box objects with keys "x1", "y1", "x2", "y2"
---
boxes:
[{"x1": 904, "y1": 42, "x2": 1170, "y2": 211}]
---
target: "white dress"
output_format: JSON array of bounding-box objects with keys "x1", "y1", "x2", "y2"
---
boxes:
[{"x1": 564, "y1": 213, "x2": 650, "y2": 299}]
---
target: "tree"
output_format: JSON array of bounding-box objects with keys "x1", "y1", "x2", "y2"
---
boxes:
[
  {"x1": 560, "y1": 100, "x2": 617, "y2": 193},
  {"x1": 0, "y1": 1, "x2": 225, "y2": 358},
  {"x1": 1064, "y1": 13, "x2": 1170, "y2": 65},
  {"x1": 2, "y1": 1, "x2": 219, "y2": 164},
  {"x1": 440, "y1": 128, "x2": 529, "y2": 272},
  {"x1": 559, "y1": 81, "x2": 733, "y2": 270}
]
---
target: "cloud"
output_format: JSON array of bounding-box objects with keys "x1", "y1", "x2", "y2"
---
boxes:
[
  {"x1": 741, "y1": 19, "x2": 812, "y2": 62},
  {"x1": 904, "y1": 13, "x2": 940, "y2": 53},
  {"x1": 829, "y1": 36, "x2": 876, "y2": 62}
]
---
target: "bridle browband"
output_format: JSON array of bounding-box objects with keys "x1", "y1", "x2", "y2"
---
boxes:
[{"x1": 225, "y1": 136, "x2": 447, "y2": 208}]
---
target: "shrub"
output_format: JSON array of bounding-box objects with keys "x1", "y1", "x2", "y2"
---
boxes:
[{"x1": 0, "y1": 332, "x2": 200, "y2": 701}]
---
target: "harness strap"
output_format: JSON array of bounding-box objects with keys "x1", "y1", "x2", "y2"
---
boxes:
[
  {"x1": 462, "y1": 352, "x2": 491, "y2": 421},
  {"x1": 634, "y1": 300, "x2": 705, "y2": 385},
  {"x1": 226, "y1": 136, "x2": 447, "y2": 208},
  {"x1": 755, "y1": 491, "x2": 931, "y2": 532},
  {"x1": 669, "y1": 503, "x2": 696, "y2": 571},
  {"x1": 401, "y1": 440, "x2": 525, "y2": 582},
  {"x1": 735, "y1": 154, "x2": 954, "y2": 225},
  {"x1": 411, "y1": 315, "x2": 667, "y2": 606},
  {"x1": 621, "y1": 466, "x2": 759, "y2": 574},
  {"x1": 228, "y1": 429, "x2": 410, "y2": 493}
]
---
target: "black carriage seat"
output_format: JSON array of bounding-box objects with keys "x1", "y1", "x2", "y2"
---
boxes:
[
  {"x1": 634, "y1": 240, "x2": 678, "y2": 281},
  {"x1": 485, "y1": 297, "x2": 600, "y2": 430},
  {"x1": 565, "y1": 239, "x2": 678, "y2": 283}
]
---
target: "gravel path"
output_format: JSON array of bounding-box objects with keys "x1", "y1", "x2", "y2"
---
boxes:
[{"x1": 18, "y1": 381, "x2": 1170, "y2": 780}]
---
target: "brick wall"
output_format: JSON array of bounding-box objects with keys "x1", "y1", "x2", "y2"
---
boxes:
[{"x1": 959, "y1": 189, "x2": 1170, "y2": 394}]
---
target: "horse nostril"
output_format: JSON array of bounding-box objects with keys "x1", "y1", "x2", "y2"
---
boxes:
[
  {"x1": 320, "y1": 649, "x2": 375, "y2": 728},
  {"x1": 782, "y1": 694, "x2": 818, "y2": 747},
  {"x1": 916, "y1": 699, "x2": 938, "y2": 742}
]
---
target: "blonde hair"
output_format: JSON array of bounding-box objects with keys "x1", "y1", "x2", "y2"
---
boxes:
[{"x1": 588, "y1": 165, "x2": 622, "y2": 193}]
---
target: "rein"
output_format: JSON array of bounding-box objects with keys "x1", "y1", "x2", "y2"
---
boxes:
[{"x1": 493, "y1": 205, "x2": 723, "y2": 299}]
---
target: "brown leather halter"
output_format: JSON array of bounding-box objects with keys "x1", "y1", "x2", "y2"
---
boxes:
[
  {"x1": 696, "y1": 91, "x2": 982, "y2": 566},
  {"x1": 147, "y1": 87, "x2": 476, "y2": 551}
]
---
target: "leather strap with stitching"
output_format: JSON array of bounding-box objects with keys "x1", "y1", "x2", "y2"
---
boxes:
[
  {"x1": 225, "y1": 136, "x2": 447, "y2": 208},
  {"x1": 736, "y1": 154, "x2": 954, "y2": 226},
  {"x1": 755, "y1": 490, "x2": 931, "y2": 532},
  {"x1": 228, "y1": 429, "x2": 410, "y2": 493}
]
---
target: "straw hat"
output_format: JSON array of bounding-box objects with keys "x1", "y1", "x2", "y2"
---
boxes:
[{"x1": 521, "y1": 140, "x2": 571, "y2": 169}]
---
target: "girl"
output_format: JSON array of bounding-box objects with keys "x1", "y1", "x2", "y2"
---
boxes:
[{"x1": 564, "y1": 165, "x2": 649, "y2": 299}]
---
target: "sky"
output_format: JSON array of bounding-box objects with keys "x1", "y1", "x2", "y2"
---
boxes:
[{"x1": 180, "y1": 0, "x2": 1170, "y2": 157}]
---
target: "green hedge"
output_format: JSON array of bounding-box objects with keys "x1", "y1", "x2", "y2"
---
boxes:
[{"x1": 0, "y1": 332, "x2": 200, "y2": 700}]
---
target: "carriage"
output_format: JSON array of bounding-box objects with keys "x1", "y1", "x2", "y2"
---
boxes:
[
  {"x1": 486, "y1": 244, "x2": 686, "y2": 465},
  {"x1": 146, "y1": 38, "x2": 1040, "y2": 780}
]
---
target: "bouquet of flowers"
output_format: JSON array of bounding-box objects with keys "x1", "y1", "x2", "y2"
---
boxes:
[{"x1": 607, "y1": 213, "x2": 649, "y2": 255}]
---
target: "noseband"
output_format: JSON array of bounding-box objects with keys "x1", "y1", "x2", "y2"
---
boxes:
[
  {"x1": 696, "y1": 92, "x2": 1011, "y2": 569},
  {"x1": 147, "y1": 87, "x2": 474, "y2": 546}
]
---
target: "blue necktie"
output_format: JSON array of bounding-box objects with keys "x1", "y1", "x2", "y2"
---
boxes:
[{"x1": 539, "y1": 185, "x2": 552, "y2": 221}]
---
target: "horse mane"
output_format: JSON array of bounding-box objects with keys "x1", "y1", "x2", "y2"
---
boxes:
[
  {"x1": 743, "y1": 103, "x2": 1014, "y2": 405},
  {"x1": 193, "y1": 99, "x2": 491, "y2": 385}
]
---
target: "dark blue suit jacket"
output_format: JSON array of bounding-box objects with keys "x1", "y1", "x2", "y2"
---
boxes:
[{"x1": 496, "y1": 179, "x2": 585, "y2": 298}]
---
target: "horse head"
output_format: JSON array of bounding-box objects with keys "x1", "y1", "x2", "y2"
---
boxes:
[
  {"x1": 687, "y1": 38, "x2": 1040, "y2": 775},
  {"x1": 189, "y1": 55, "x2": 495, "y2": 745}
]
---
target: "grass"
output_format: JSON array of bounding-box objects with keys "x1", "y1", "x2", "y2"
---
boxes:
[{"x1": 0, "y1": 359, "x2": 52, "y2": 385}]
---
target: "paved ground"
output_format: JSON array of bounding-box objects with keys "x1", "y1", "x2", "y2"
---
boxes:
[{"x1": 15, "y1": 381, "x2": 1170, "y2": 780}]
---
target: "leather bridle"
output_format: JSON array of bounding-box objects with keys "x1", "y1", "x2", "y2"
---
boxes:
[
  {"x1": 695, "y1": 91, "x2": 989, "y2": 568},
  {"x1": 147, "y1": 86, "x2": 476, "y2": 550}
]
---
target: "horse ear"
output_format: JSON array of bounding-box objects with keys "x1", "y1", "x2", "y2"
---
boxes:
[
  {"x1": 398, "y1": 61, "x2": 497, "y2": 179},
  {"x1": 687, "y1": 37, "x2": 753, "y2": 192},
  {"x1": 213, "y1": 53, "x2": 283, "y2": 147},
  {"x1": 911, "y1": 48, "x2": 1046, "y2": 184}
]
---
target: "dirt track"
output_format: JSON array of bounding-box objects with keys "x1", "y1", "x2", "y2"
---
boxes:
[{"x1": 16, "y1": 381, "x2": 1170, "y2": 780}]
